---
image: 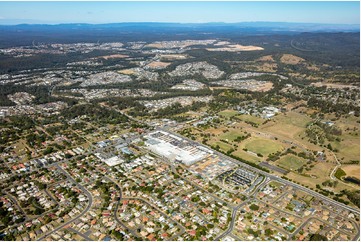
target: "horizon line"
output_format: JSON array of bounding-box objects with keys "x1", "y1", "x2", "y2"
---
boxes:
[{"x1": 0, "y1": 20, "x2": 360, "y2": 26}]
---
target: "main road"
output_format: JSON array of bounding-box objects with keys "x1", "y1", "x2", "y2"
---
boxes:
[
  {"x1": 112, "y1": 105, "x2": 359, "y2": 215},
  {"x1": 161, "y1": 128, "x2": 360, "y2": 215}
]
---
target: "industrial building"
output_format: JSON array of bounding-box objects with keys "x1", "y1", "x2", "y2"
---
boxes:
[{"x1": 144, "y1": 130, "x2": 211, "y2": 166}]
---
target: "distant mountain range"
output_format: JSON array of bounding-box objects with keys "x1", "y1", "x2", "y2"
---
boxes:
[
  {"x1": 0, "y1": 21, "x2": 359, "y2": 33},
  {"x1": 0, "y1": 22, "x2": 359, "y2": 48}
]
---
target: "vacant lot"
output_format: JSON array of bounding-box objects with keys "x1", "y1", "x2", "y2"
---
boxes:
[
  {"x1": 218, "y1": 110, "x2": 239, "y2": 118},
  {"x1": 277, "y1": 154, "x2": 305, "y2": 171},
  {"x1": 219, "y1": 130, "x2": 246, "y2": 142},
  {"x1": 243, "y1": 137, "x2": 284, "y2": 157},
  {"x1": 235, "y1": 114, "x2": 264, "y2": 125},
  {"x1": 118, "y1": 69, "x2": 135, "y2": 75},
  {"x1": 342, "y1": 165, "x2": 360, "y2": 179},
  {"x1": 209, "y1": 140, "x2": 233, "y2": 153},
  {"x1": 97, "y1": 54, "x2": 129, "y2": 59},
  {"x1": 232, "y1": 149, "x2": 261, "y2": 163},
  {"x1": 146, "y1": 61, "x2": 171, "y2": 69},
  {"x1": 257, "y1": 55, "x2": 275, "y2": 62},
  {"x1": 262, "y1": 111, "x2": 311, "y2": 139},
  {"x1": 206, "y1": 44, "x2": 264, "y2": 52},
  {"x1": 280, "y1": 54, "x2": 305, "y2": 65}
]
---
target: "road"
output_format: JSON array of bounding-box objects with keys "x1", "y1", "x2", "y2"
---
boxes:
[
  {"x1": 216, "y1": 176, "x2": 269, "y2": 240},
  {"x1": 37, "y1": 164, "x2": 93, "y2": 240},
  {"x1": 291, "y1": 216, "x2": 360, "y2": 241},
  {"x1": 66, "y1": 227, "x2": 93, "y2": 241},
  {"x1": 94, "y1": 169, "x2": 139, "y2": 238},
  {"x1": 161, "y1": 128, "x2": 360, "y2": 215},
  {"x1": 330, "y1": 151, "x2": 341, "y2": 181},
  {"x1": 87, "y1": 107, "x2": 361, "y2": 237},
  {"x1": 4, "y1": 191, "x2": 28, "y2": 219},
  {"x1": 122, "y1": 196, "x2": 186, "y2": 239},
  {"x1": 215, "y1": 200, "x2": 249, "y2": 240}
]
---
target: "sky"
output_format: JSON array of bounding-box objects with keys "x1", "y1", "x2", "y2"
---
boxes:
[{"x1": 0, "y1": 1, "x2": 359, "y2": 25}]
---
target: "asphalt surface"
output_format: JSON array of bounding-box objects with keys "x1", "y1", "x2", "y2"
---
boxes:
[
  {"x1": 37, "y1": 164, "x2": 93, "y2": 241},
  {"x1": 162, "y1": 128, "x2": 360, "y2": 215}
]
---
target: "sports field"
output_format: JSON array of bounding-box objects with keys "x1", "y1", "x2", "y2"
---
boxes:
[
  {"x1": 219, "y1": 130, "x2": 246, "y2": 142},
  {"x1": 342, "y1": 165, "x2": 360, "y2": 179},
  {"x1": 243, "y1": 137, "x2": 284, "y2": 156},
  {"x1": 235, "y1": 114, "x2": 264, "y2": 125},
  {"x1": 209, "y1": 141, "x2": 233, "y2": 153},
  {"x1": 276, "y1": 154, "x2": 305, "y2": 171},
  {"x1": 218, "y1": 110, "x2": 239, "y2": 118}
]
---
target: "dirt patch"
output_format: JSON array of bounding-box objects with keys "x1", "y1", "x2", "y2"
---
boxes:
[
  {"x1": 253, "y1": 82, "x2": 274, "y2": 92},
  {"x1": 342, "y1": 165, "x2": 360, "y2": 179},
  {"x1": 257, "y1": 55, "x2": 275, "y2": 62},
  {"x1": 257, "y1": 63, "x2": 278, "y2": 72},
  {"x1": 214, "y1": 41, "x2": 231, "y2": 46},
  {"x1": 118, "y1": 69, "x2": 135, "y2": 75},
  {"x1": 280, "y1": 54, "x2": 305, "y2": 65},
  {"x1": 159, "y1": 54, "x2": 189, "y2": 60},
  {"x1": 311, "y1": 82, "x2": 359, "y2": 89},
  {"x1": 97, "y1": 54, "x2": 129, "y2": 60},
  {"x1": 146, "y1": 61, "x2": 171, "y2": 69},
  {"x1": 206, "y1": 44, "x2": 264, "y2": 52}
]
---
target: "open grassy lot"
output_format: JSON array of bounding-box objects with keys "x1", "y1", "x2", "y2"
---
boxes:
[
  {"x1": 262, "y1": 111, "x2": 311, "y2": 139},
  {"x1": 235, "y1": 114, "x2": 264, "y2": 125},
  {"x1": 209, "y1": 140, "x2": 233, "y2": 153},
  {"x1": 218, "y1": 110, "x2": 239, "y2": 118},
  {"x1": 342, "y1": 165, "x2": 360, "y2": 179},
  {"x1": 232, "y1": 149, "x2": 261, "y2": 163},
  {"x1": 243, "y1": 137, "x2": 284, "y2": 157},
  {"x1": 219, "y1": 129, "x2": 246, "y2": 142},
  {"x1": 268, "y1": 181, "x2": 284, "y2": 188},
  {"x1": 276, "y1": 154, "x2": 306, "y2": 171}
]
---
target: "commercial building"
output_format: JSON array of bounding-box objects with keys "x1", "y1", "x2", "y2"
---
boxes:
[{"x1": 144, "y1": 131, "x2": 211, "y2": 166}]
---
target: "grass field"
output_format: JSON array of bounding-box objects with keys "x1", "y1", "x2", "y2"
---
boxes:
[
  {"x1": 232, "y1": 149, "x2": 261, "y2": 163},
  {"x1": 209, "y1": 140, "x2": 233, "y2": 152},
  {"x1": 218, "y1": 110, "x2": 239, "y2": 118},
  {"x1": 342, "y1": 165, "x2": 360, "y2": 179},
  {"x1": 243, "y1": 137, "x2": 284, "y2": 156},
  {"x1": 268, "y1": 181, "x2": 283, "y2": 188},
  {"x1": 262, "y1": 111, "x2": 311, "y2": 139},
  {"x1": 219, "y1": 130, "x2": 245, "y2": 142},
  {"x1": 235, "y1": 114, "x2": 264, "y2": 125},
  {"x1": 277, "y1": 154, "x2": 305, "y2": 171}
]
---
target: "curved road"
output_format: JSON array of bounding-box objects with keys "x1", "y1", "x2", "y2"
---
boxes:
[
  {"x1": 37, "y1": 164, "x2": 93, "y2": 241},
  {"x1": 162, "y1": 128, "x2": 360, "y2": 215}
]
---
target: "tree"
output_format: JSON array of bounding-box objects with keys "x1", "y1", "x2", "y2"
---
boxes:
[
  {"x1": 249, "y1": 204, "x2": 259, "y2": 211},
  {"x1": 310, "y1": 234, "x2": 328, "y2": 241}
]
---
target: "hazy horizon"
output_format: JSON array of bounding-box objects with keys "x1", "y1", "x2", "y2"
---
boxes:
[{"x1": 0, "y1": 1, "x2": 359, "y2": 25}]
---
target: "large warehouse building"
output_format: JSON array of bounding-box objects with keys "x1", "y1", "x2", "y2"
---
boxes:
[{"x1": 144, "y1": 130, "x2": 211, "y2": 166}]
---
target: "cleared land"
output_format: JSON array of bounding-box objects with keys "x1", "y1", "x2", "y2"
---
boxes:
[
  {"x1": 118, "y1": 69, "x2": 136, "y2": 75},
  {"x1": 218, "y1": 110, "x2": 239, "y2": 118},
  {"x1": 146, "y1": 61, "x2": 171, "y2": 69},
  {"x1": 280, "y1": 54, "x2": 305, "y2": 65},
  {"x1": 342, "y1": 165, "x2": 360, "y2": 179},
  {"x1": 277, "y1": 154, "x2": 306, "y2": 171},
  {"x1": 256, "y1": 55, "x2": 275, "y2": 62},
  {"x1": 206, "y1": 44, "x2": 264, "y2": 52},
  {"x1": 262, "y1": 111, "x2": 311, "y2": 139},
  {"x1": 311, "y1": 82, "x2": 359, "y2": 89},
  {"x1": 219, "y1": 130, "x2": 246, "y2": 142},
  {"x1": 97, "y1": 54, "x2": 129, "y2": 59},
  {"x1": 232, "y1": 149, "x2": 261, "y2": 163},
  {"x1": 235, "y1": 114, "x2": 265, "y2": 125},
  {"x1": 243, "y1": 137, "x2": 284, "y2": 157},
  {"x1": 209, "y1": 140, "x2": 233, "y2": 152}
]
